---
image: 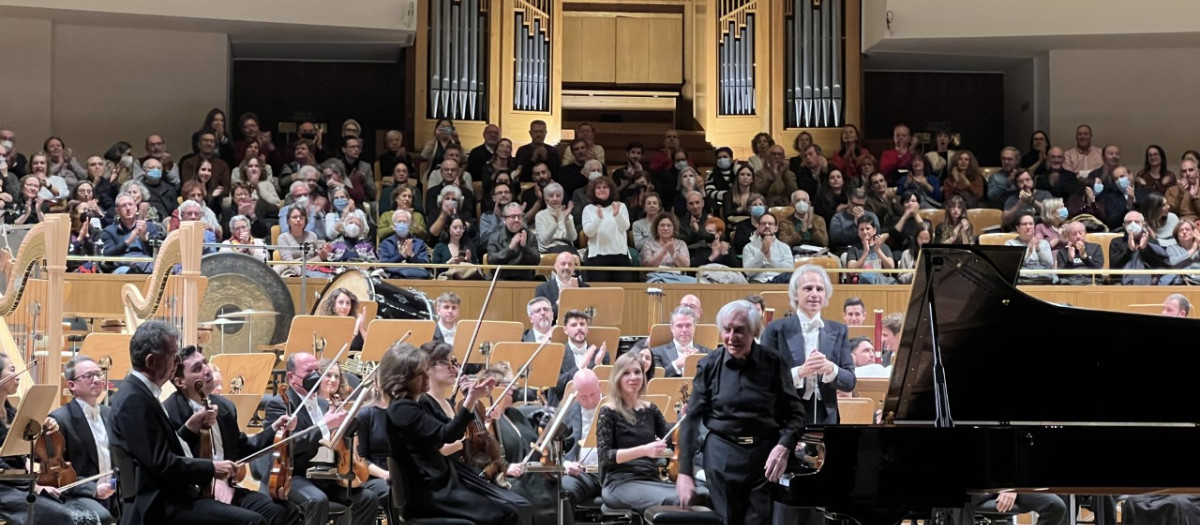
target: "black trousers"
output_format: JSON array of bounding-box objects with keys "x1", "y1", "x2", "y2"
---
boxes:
[
  {"x1": 704, "y1": 433, "x2": 774, "y2": 525},
  {"x1": 562, "y1": 472, "x2": 601, "y2": 507},
  {"x1": 232, "y1": 486, "x2": 291, "y2": 525},
  {"x1": 287, "y1": 476, "x2": 378, "y2": 525},
  {"x1": 164, "y1": 497, "x2": 268, "y2": 525},
  {"x1": 585, "y1": 253, "x2": 633, "y2": 283}
]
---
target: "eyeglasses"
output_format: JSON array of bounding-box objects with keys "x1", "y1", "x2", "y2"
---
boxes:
[
  {"x1": 504, "y1": 214, "x2": 523, "y2": 220},
  {"x1": 73, "y1": 372, "x2": 103, "y2": 382}
]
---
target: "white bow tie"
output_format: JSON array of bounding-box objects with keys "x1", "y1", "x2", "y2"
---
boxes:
[
  {"x1": 84, "y1": 405, "x2": 101, "y2": 421},
  {"x1": 803, "y1": 319, "x2": 824, "y2": 333}
]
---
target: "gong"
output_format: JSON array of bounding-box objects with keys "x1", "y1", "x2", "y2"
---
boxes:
[{"x1": 200, "y1": 252, "x2": 295, "y2": 353}]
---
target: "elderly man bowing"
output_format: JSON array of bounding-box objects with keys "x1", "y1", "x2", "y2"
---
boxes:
[{"x1": 761, "y1": 264, "x2": 856, "y2": 424}]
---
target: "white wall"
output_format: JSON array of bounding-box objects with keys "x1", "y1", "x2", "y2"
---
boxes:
[
  {"x1": 0, "y1": 17, "x2": 228, "y2": 163},
  {"x1": 1048, "y1": 48, "x2": 1200, "y2": 166}
]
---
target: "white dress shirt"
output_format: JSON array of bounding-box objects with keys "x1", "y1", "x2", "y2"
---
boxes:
[
  {"x1": 579, "y1": 406, "x2": 598, "y2": 467},
  {"x1": 75, "y1": 398, "x2": 112, "y2": 475},
  {"x1": 669, "y1": 339, "x2": 696, "y2": 375},
  {"x1": 439, "y1": 322, "x2": 457, "y2": 345},
  {"x1": 742, "y1": 234, "x2": 794, "y2": 283},
  {"x1": 790, "y1": 313, "x2": 839, "y2": 390},
  {"x1": 188, "y1": 398, "x2": 225, "y2": 460},
  {"x1": 568, "y1": 340, "x2": 590, "y2": 370}
]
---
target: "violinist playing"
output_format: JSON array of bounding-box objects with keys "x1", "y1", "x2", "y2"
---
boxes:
[
  {"x1": 380, "y1": 342, "x2": 533, "y2": 525},
  {"x1": 163, "y1": 345, "x2": 293, "y2": 525},
  {"x1": 262, "y1": 352, "x2": 378, "y2": 525},
  {"x1": 309, "y1": 357, "x2": 388, "y2": 515},
  {"x1": 480, "y1": 363, "x2": 563, "y2": 525},
  {"x1": 46, "y1": 355, "x2": 116, "y2": 524},
  {"x1": 352, "y1": 382, "x2": 393, "y2": 514},
  {"x1": 0, "y1": 352, "x2": 103, "y2": 525},
  {"x1": 415, "y1": 342, "x2": 465, "y2": 457}
]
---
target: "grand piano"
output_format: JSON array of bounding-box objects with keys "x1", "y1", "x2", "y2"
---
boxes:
[{"x1": 777, "y1": 244, "x2": 1200, "y2": 524}]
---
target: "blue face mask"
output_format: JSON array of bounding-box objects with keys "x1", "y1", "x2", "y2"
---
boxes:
[
  {"x1": 1057, "y1": 207, "x2": 1069, "y2": 220},
  {"x1": 1093, "y1": 182, "x2": 1105, "y2": 195},
  {"x1": 750, "y1": 205, "x2": 766, "y2": 218},
  {"x1": 675, "y1": 161, "x2": 689, "y2": 171},
  {"x1": 333, "y1": 197, "x2": 349, "y2": 211},
  {"x1": 394, "y1": 222, "x2": 410, "y2": 238},
  {"x1": 145, "y1": 168, "x2": 162, "y2": 182},
  {"x1": 1116, "y1": 177, "x2": 1131, "y2": 190}
]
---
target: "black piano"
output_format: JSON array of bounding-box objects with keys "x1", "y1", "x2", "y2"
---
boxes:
[{"x1": 776, "y1": 244, "x2": 1200, "y2": 524}]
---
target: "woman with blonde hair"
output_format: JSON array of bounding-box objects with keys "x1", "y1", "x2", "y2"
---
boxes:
[
  {"x1": 595, "y1": 352, "x2": 680, "y2": 512},
  {"x1": 1037, "y1": 197, "x2": 1068, "y2": 252}
]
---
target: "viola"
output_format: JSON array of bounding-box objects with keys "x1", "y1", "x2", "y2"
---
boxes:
[
  {"x1": 267, "y1": 385, "x2": 294, "y2": 501},
  {"x1": 33, "y1": 425, "x2": 78, "y2": 488},
  {"x1": 195, "y1": 380, "x2": 216, "y2": 498}
]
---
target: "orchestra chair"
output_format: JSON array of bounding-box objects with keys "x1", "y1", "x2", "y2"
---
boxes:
[
  {"x1": 572, "y1": 397, "x2": 641, "y2": 524},
  {"x1": 837, "y1": 397, "x2": 876, "y2": 424},
  {"x1": 968, "y1": 208, "x2": 1003, "y2": 233},
  {"x1": 646, "y1": 377, "x2": 691, "y2": 409},
  {"x1": 643, "y1": 505, "x2": 723, "y2": 525},
  {"x1": 681, "y1": 354, "x2": 704, "y2": 378},
  {"x1": 919, "y1": 209, "x2": 946, "y2": 230},
  {"x1": 384, "y1": 458, "x2": 473, "y2": 525},
  {"x1": 647, "y1": 323, "x2": 719, "y2": 350},
  {"x1": 592, "y1": 365, "x2": 613, "y2": 380},
  {"x1": 644, "y1": 394, "x2": 675, "y2": 423},
  {"x1": 971, "y1": 497, "x2": 1035, "y2": 525},
  {"x1": 978, "y1": 233, "x2": 1017, "y2": 246},
  {"x1": 853, "y1": 377, "x2": 889, "y2": 409},
  {"x1": 1086, "y1": 232, "x2": 1122, "y2": 282}
]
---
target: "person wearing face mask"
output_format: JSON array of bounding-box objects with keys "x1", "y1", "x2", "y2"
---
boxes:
[
  {"x1": 219, "y1": 215, "x2": 269, "y2": 262},
  {"x1": 1110, "y1": 211, "x2": 1168, "y2": 285},
  {"x1": 731, "y1": 194, "x2": 770, "y2": 255},
  {"x1": 570, "y1": 159, "x2": 608, "y2": 228},
  {"x1": 752, "y1": 145, "x2": 799, "y2": 207},
  {"x1": 672, "y1": 167, "x2": 704, "y2": 217},
  {"x1": 0, "y1": 128, "x2": 28, "y2": 178},
  {"x1": 1073, "y1": 166, "x2": 1135, "y2": 231},
  {"x1": 0, "y1": 143, "x2": 17, "y2": 201},
  {"x1": 653, "y1": 148, "x2": 694, "y2": 209},
  {"x1": 705, "y1": 146, "x2": 737, "y2": 213},
  {"x1": 421, "y1": 118, "x2": 462, "y2": 177},
  {"x1": 101, "y1": 140, "x2": 136, "y2": 186},
  {"x1": 778, "y1": 189, "x2": 828, "y2": 249},
  {"x1": 324, "y1": 184, "x2": 375, "y2": 262},
  {"x1": 138, "y1": 158, "x2": 180, "y2": 220},
  {"x1": 561, "y1": 138, "x2": 599, "y2": 202},
  {"x1": 379, "y1": 209, "x2": 432, "y2": 279}
]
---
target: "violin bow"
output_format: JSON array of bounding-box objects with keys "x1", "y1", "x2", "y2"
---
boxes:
[{"x1": 451, "y1": 267, "x2": 502, "y2": 405}]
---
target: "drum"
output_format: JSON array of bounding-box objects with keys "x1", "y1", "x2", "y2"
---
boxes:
[{"x1": 311, "y1": 269, "x2": 434, "y2": 320}]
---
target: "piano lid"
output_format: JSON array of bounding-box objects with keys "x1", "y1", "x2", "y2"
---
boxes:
[{"x1": 884, "y1": 244, "x2": 1200, "y2": 425}]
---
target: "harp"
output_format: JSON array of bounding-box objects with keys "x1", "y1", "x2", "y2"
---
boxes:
[
  {"x1": 0, "y1": 215, "x2": 69, "y2": 395},
  {"x1": 121, "y1": 221, "x2": 205, "y2": 346}
]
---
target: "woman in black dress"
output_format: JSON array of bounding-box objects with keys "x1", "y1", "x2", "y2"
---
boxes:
[
  {"x1": 380, "y1": 343, "x2": 532, "y2": 525},
  {"x1": 319, "y1": 287, "x2": 368, "y2": 351},
  {"x1": 596, "y1": 352, "x2": 679, "y2": 512}
]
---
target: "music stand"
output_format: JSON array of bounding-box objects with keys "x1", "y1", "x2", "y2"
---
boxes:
[
  {"x1": 550, "y1": 326, "x2": 619, "y2": 364},
  {"x1": 223, "y1": 394, "x2": 263, "y2": 431},
  {"x1": 210, "y1": 353, "x2": 277, "y2": 396},
  {"x1": 362, "y1": 320, "x2": 437, "y2": 362},
  {"x1": 0, "y1": 384, "x2": 54, "y2": 525},
  {"x1": 451, "y1": 321, "x2": 525, "y2": 366},
  {"x1": 557, "y1": 288, "x2": 625, "y2": 326},
  {"x1": 281, "y1": 316, "x2": 354, "y2": 362},
  {"x1": 490, "y1": 342, "x2": 566, "y2": 390}
]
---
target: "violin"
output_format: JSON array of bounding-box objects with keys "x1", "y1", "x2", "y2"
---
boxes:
[
  {"x1": 267, "y1": 384, "x2": 294, "y2": 501},
  {"x1": 195, "y1": 380, "x2": 216, "y2": 498},
  {"x1": 663, "y1": 384, "x2": 689, "y2": 482},
  {"x1": 459, "y1": 374, "x2": 508, "y2": 488},
  {"x1": 33, "y1": 423, "x2": 78, "y2": 488}
]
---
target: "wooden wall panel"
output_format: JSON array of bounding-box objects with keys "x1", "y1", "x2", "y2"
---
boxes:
[
  {"x1": 615, "y1": 15, "x2": 683, "y2": 84},
  {"x1": 562, "y1": 14, "x2": 617, "y2": 83}
]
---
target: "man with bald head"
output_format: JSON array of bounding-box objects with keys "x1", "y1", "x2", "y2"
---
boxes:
[
  {"x1": 779, "y1": 189, "x2": 828, "y2": 248},
  {"x1": 561, "y1": 368, "x2": 604, "y2": 511},
  {"x1": 467, "y1": 124, "x2": 501, "y2": 178},
  {"x1": 1162, "y1": 294, "x2": 1191, "y2": 318},
  {"x1": 1110, "y1": 210, "x2": 1168, "y2": 285},
  {"x1": 1036, "y1": 146, "x2": 1079, "y2": 199},
  {"x1": 535, "y1": 251, "x2": 589, "y2": 319},
  {"x1": 679, "y1": 294, "x2": 703, "y2": 318}
]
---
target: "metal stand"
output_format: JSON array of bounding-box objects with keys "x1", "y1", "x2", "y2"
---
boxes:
[{"x1": 20, "y1": 421, "x2": 39, "y2": 525}]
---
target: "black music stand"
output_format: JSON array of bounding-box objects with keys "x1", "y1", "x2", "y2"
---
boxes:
[{"x1": 0, "y1": 384, "x2": 57, "y2": 525}]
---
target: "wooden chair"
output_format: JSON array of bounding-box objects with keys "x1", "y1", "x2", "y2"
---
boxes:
[
  {"x1": 968, "y1": 208, "x2": 1003, "y2": 233},
  {"x1": 794, "y1": 256, "x2": 840, "y2": 270},
  {"x1": 760, "y1": 291, "x2": 792, "y2": 317},
  {"x1": 592, "y1": 365, "x2": 613, "y2": 380},
  {"x1": 646, "y1": 377, "x2": 691, "y2": 408},
  {"x1": 978, "y1": 233, "x2": 1017, "y2": 246},
  {"x1": 919, "y1": 209, "x2": 945, "y2": 229},
  {"x1": 1085, "y1": 232, "x2": 1123, "y2": 270},
  {"x1": 854, "y1": 377, "x2": 889, "y2": 408},
  {"x1": 837, "y1": 397, "x2": 876, "y2": 424},
  {"x1": 768, "y1": 206, "x2": 792, "y2": 224},
  {"x1": 538, "y1": 252, "x2": 580, "y2": 279}
]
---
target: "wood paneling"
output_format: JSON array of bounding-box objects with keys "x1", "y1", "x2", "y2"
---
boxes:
[
  {"x1": 60, "y1": 274, "x2": 1194, "y2": 340},
  {"x1": 615, "y1": 16, "x2": 683, "y2": 84},
  {"x1": 864, "y1": 71, "x2": 1005, "y2": 165},
  {"x1": 562, "y1": 14, "x2": 617, "y2": 82}
]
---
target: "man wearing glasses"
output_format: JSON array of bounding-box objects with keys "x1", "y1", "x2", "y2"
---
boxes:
[
  {"x1": 486, "y1": 201, "x2": 540, "y2": 280},
  {"x1": 48, "y1": 355, "x2": 117, "y2": 523}
]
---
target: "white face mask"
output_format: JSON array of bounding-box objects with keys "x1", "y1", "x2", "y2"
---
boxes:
[
  {"x1": 120, "y1": 155, "x2": 134, "y2": 167},
  {"x1": 588, "y1": 170, "x2": 602, "y2": 181},
  {"x1": 794, "y1": 201, "x2": 810, "y2": 215},
  {"x1": 716, "y1": 158, "x2": 732, "y2": 170},
  {"x1": 0, "y1": 140, "x2": 11, "y2": 151}
]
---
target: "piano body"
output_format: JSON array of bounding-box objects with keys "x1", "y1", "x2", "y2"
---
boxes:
[{"x1": 777, "y1": 245, "x2": 1200, "y2": 524}]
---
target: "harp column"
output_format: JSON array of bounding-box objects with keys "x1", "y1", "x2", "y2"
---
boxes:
[{"x1": 415, "y1": 0, "x2": 501, "y2": 153}]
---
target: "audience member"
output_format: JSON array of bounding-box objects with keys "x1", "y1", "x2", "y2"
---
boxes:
[
  {"x1": 104, "y1": 140, "x2": 136, "y2": 186},
  {"x1": 676, "y1": 190, "x2": 713, "y2": 254},
  {"x1": 896, "y1": 220, "x2": 933, "y2": 284},
  {"x1": 520, "y1": 161, "x2": 553, "y2": 224},
  {"x1": 431, "y1": 215, "x2": 477, "y2": 267},
  {"x1": 570, "y1": 159, "x2": 607, "y2": 226},
  {"x1": 425, "y1": 144, "x2": 474, "y2": 190},
  {"x1": 832, "y1": 124, "x2": 865, "y2": 183},
  {"x1": 101, "y1": 192, "x2": 162, "y2": 273},
  {"x1": 233, "y1": 112, "x2": 284, "y2": 170},
  {"x1": 814, "y1": 168, "x2": 848, "y2": 226},
  {"x1": 895, "y1": 155, "x2": 942, "y2": 208},
  {"x1": 191, "y1": 108, "x2": 236, "y2": 167},
  {"x1": 7, "y1": 174, "x2": 45, "y2": 225},
  {"x1": 562, "y1": 122, "x2": 605, "y2": 165},
  {"x1": 535, "y1": 182, "x2": 578, "y2": 254},
  {"x1": 778, "y1": 189, "x2": 828, "y2": 249},
  {"x1": 793, "y1": 144, "x2": 827, "y2": 198},
  {"x1": 1055, "y1": 221, "x2": 1103, "y2": 285},
  {"x1": 1162, "y1": 294, "x2": 1190, "y2": 317},
  {"x1": 233, "y1": 153, "x2": 281, "y2": 207},
  {"x1": 466, "y1": 124, "x2": 501, "y2": 179},
  {"x1": 1036, "y1": 198, "x2": 1067, "y2": 252},
  {"x1": 935, "y1": 195, "x2": 973, "y2": 244},
  {"x1": 425, "y1": 158, "x2": 476, "y2": 224},
  {"x1": 753, "y1": 144, "x2": 798, "y2": 206},
  {"x1": 0, "y1": 142, "x2": 18, "y2": 199},
  {"x1": 942, "y1": 150, "x2": 985, "y2": 208},
  {"x1": 379, "y1": 209, "x2": 431, "y2": 279},
  {"x1": 420, "y1": 118, "x2": 461, "y2": 176},
  {"x1": 1036, "y1": 147, "x2": 1079, "y2": 199},
  {"x1": 378, "y1": 185, "x2": 426, "y2": 241},
  {"x1": 1092, "y1": 144, "x2": 1122, "y2": 183},
  {"x1": 1137, "y1": 144, "x2": 1175, "y2": 195},
  {"x1": 1162, "y1": 219, "x2": 1200, "y2": 285},
  {"x1": 879, "y1": 124, "x2": 915, "y2": 183},
  {"x1": 1001, "y1": 170, "x2": 1053, "y2": 230},
  {"x1": 1022, "y1": 130, "x2": 1050, "y2": 177},
  {"x1": 865, "y1": 171, "x2": 901, "y2": 227},
  {"x1": 746, "y1": 132, "x2": 774, "y2": 173},
  {"x1": 879, "y1": 313, "x2": 903, "y2": 365},
  {"x1": 137, "y1": 157, "x2": 179, "y2": 220},
  {"x1": 1006, "y1": 212, "x2": 1055, "y2": 284},
  {"x1": 722, "y1": 164, "x2": 756, "y2": 218},
  {"x1": 379, "y1": 129, "x2": 416, "y2": 184},
  {"x1": 30, "y1": 151, "x2": 70, "y2": 206},
  {"x1": 221, "y1": 182, "x2": 276, "y2": 241},
  {"x1": 279, "y1": 138, "x2": 319, "y2": 189},
  {"x1": 692, "y1": 217, "x2": 738, "y2": 268},
  {"x1": 845, "y1": 215, "x2": 896, "y2": 284},
  {"x1": 220, "y1": 214, "x2": 268, "y2": 262},
  {"x1": 986, "y1": 147, "x2": 1022, "y2": 206},
  {"x1": 742, "y1": 212, "x2": 791, "y2": 283},
  {"x1": 924, "y1": 130, "x2": 954, "y2": 180},
  {"x1": 479, "y1": 181, "x2": 515, "y2": 243},
  {"x1": 514, "y1": 120, "x2": 560, "y2": 180},
  {"x1": 731, "y1": 193, "x2": 768, "y2": 255},
  {"x1": 581, "y1": 176, "x2": 632, "y2": 282},
  {"x1": 181, "y1": 128, "x2": 232, "y2": 191},
  {"x1": 324, "y1": 184, "x2": 374, "y2": 261},
  {"x1": 1165, "y1": 158, "x2": 1200, "y2": 222},
  {"x1": 641, "y1": 213, "x2": 695, "y2": 283},
  {"x1": 1063, "y1": 124, "x2": 1102, "y2": 174},
  {"x1": 705, "y1": 146, "x2": 736, "y2": 213},
  {"x1": 613, "y1": 142, "x2": 649, "y2": 209},
  {"x1": 1109, "y1": 211, "x2": 1166, "y2": 285},
  {"x1": 0, "y1": 127, "x2": 28, "y2": 176},
  {"x1": 486, "y1": 201, "x2": 540, "y2": 280},
  {"x1": 1140, "y1": 192, "x2": 1179, "y2": 247},
  {"x1": 44, "y1": 136, "x2": 88, "y2": 190},
  {"x1": 829, "y1": 187, "x2": 879, "y2": 249},
  {"x1": 276, "y1": 203, "x2": 332, "y2": 278}
]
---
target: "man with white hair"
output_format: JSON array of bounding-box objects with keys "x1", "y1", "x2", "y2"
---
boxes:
[
  {"x1": 1162, "y1": 294, "x2": 1191, "y2": 317},
  {"x1": 378, "y1": 209, "x2": 431, "y2": 279},
  {"x1": 650, "y1": 306, "x2": 713, "y2": 377},
  {"x1": 278, "y1": 175, "x2": 324, "y2": 238},
  {"x1": 521, "y1": 297, "x2": 555, "y2": 343},
  {"x1": 761, "y1": 265, "x2": 855, "y2": 424}
]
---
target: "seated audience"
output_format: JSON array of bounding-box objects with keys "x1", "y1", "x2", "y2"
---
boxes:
[
  {"x1": 68, "y1": 199, "x2": 103, "y2": 271},
  {"x1": 742, "y1": 211, "x2": 791, "y2": 283},
  {"x1": 102, "y1": 141, "x2": 136, "y2": 187},
  {"x1": 1063, "y1": 124, "x2": 1102, "y2": 174},
  {"x1": 479, "y1": 181, "x2": 516, "y2": 244},
  {"x1": 221, "y1": 182, "x2": 276, "y2": 241},
  {"x1": 379, "y1": 209, "x2": 431, "y2": 279},
  {"x1": 829, "y1": 187, "x2": 879, "y2": 250},
  {"x1": 535, "y1": 182, "x2": 578, "y2": 254},
  {"x1": 1006, "y1": 212, "x2": 1055, "y2": 284},
  {"x1": 324, "y1": 184, "x2": 375, "y2": 261},
  {"x1": 170, "y1": 180, "x2": 222, "y2": 235},
  {"x1": 425, "y1": 158, "x2": 477, "y2": 225},
  {"x1": 337, "y1": 135, "x2": 376, "y2": 202},
  {"x1": 1165, "y1": 158, "x2": 1200, "y2": 222},
  {"x1": 1036, "y1": 198, "x2": 1067, "y2": 252},
  {"x1": 778, "y1": 189, "x2": 828, "y2": 249},
  {"x1": 842, "y1": 297, "x2": 865, "y2": 326},
  {"x1": 428, "y1": 185, "x2": 474, "y2": 239},
  {"x1": 1110, "y1": 211, "x2": 1167, "y2": 285},
  {"x1": 7, "y1": 175, "x2": 45, "y2": 225},
  {"x1": 1055, "y1": 220, "x2": 1103, "y2": 285},
  {"x1": 232, "y1": 153, "x2": 281, "y2": 206},
  {"x1": 752, "y1": 144, "x2": 798, "y2": 206},
  {"x1": 1001, "y1": 170, "x2": 1053, "y2": 231},
  {"x1": 935, "y1": 195, "x2": 974, "y2": 244},
  {"x1": 44, "y1": 135, "x2": 88, "y2": 189},
  {"x1": 705, "y1": 146, "x2": 736, "y2": 213},
  {"x1": 722, "y1": 164, "x2": 756, "y2": 218},
  {"x1": 379, "y1": 129, "x2": 416, "y2": 184},
  {"x1": 1022, "y1": 130, "x2": 1050, "y2": 177},
  {"x1": 534, "y1": 251, "x2": 587, "y2": 319},
  {"x1": 562, "y1": 121, "x2": 606, "y2": 166},
  {"x1": 426, "y1": 144, "x2": 473, "y2": 191},
  {"x1": 1140, "y1": 192, "x2": 1179, "y2": 247},
  {"x1": 792, "y1": 144, "x2": 827, "y2": 198},
  {"x1": 746, "y1": 132, "x2": 773, "y2": 173},
  {"x1": 138, "y1": 157, "x2": 179, "y2": 220},
  {"x1": 279, "y1": 138, "x2": 320, "y2": 190},
  {"x1": 986, "y1": 147, "x2": 1022, "y2": 206},
  {"x1": 486, "y1": 201, "x2": 540, "y2": 280},
  {"x1": 378, "y1": 185, "x2": 426, "y2": 241},
  {"x1": 102, "y1": 192, "x2": 162, "y2": 274},
  {"x1": 941, "y1": 150, "x2": 985, "y2": 208},
  {"x1": 1137, "y1": 144, "x2": 1175, "y2": 195},
  {"x1": 431, "y1": 215, "x2": 477, "y2": 268},
  {"x1": 732, "y1": 193, "x2": 769, "y2": 255},
  {"x1": 897, "y1": 220, "x2": 933, "y2": 284},
  {"x1": 277, "y1": 203, "x2": 333, "y2": 278},
  {"x1": 676, "y1": 190, "x2": 713, "y2": 255},
  {"x1": 581, "y1": 176, "x2": 632, "y2": 283},
  {"x1": 880, "y1": 123, "x2": 915, "y2": 183},
  {"x1": 220, "y1": 214, "x2": 268, "y2": 262},
  {"x1": 845, "y1": 215, "x2": 896, "y2": 285},
  {"x1": 420, "y1": 118, "x2": 461, "y2": 178},
  {"x1": 691, "y1": 217, "x2": 738, "y2": 268},
  {"x1": 181, "y1": 128, "x2": 232, "y2": 191},
  {"x1": 1162, "y1": 219, "x2": 1200, "y2": 285},
  {"x1": 115, "y1": 179, "x2": 154, "y2": 223},
  {"x1": 895, "y1": 155, "x2": 942, "y2": 208},
  {"x1": 29, "y1": 151, "x2": 70, "y2": 207},
  {"x1": 1036, "y1": 147, "x2": 1079, "y2": 199},
  {"x1": 378, "y1": 161, "x2": 423, "y2": 216},
  {"x1": 641, "y1": 213, "x2": 696, "y2": 284},
  {"x1": 481, "y1": 138, "x2": 514, "y2": 193},
  {"x1": 320, "y1": 158, "x2": 366, "y2": 205},
  {"x1": 833, "y1": 124, "x2": 865, "y2": 183},
  {"x1": 865, "y1": 171, "x2": 901, "y2": 227},
  {"x1": 815, "y1": 168, "x2": 849, "y2": 226},
  {"x1": 887, "y1": 191, "x2": 924, "y2": 251}
]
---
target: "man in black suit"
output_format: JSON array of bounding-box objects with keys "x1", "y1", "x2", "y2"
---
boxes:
[
  {"x1": 650, "y1": 306, "x2": 713, "y2": 377},
  {"x1": 760, "y1": 265, "x2": 856, "y2": 425},
  {"x1": 534, "y1": 251, "x2": 589, "y2": 320},
  {"x1": 108, "y1": 321, "x2": 264, "y2": 525},
  {"x1": 48, "y1": 355, "x2": 117, "y2": 524},
  {"x1": 262, "y1": 352, "x2": 378, "y2": 525},
  {"x1": 1055, "y1": 220, "x2": 1104, "y2": 285},
  {"x1": 559, "y1": 369, "x2": 603, "y2": 509},
  {"x1": 550, "y1": 310, "x2": 609, "y2": 405},
  {"x1": 430, "y1": 292, "x2": 462, "y2": 345},
  {"x1": 521, "y1": 297, "x2": 555, "y2": 343},
  {"x1": 163, "y1": 345, "x2": 293, "y2": 524}
]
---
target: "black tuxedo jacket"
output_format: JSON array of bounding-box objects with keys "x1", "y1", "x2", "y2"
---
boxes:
[
  {"x1": 263, "y1": 388, "x2": 350, "y2": 476},
  {"x1": 533, "y1": 277, "x2": 589, "y2": 320},
  {"x1": 760, "y1": 316, "x2": 856, "y2": 425},
  {"x1": 48, "y1": 400, "x2": 111, "y2": 499},
  {"x1": 163, "y1": 391, "x2": 275, "y2": 463},
  {"x1": 649, "y1": 342, "x2": 713, "y2": 377},
  {"x1": 109, "y1": 372, "x2": 214, "y2": 525}
]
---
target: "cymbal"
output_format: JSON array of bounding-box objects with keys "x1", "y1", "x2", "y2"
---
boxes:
[
  {"x1": 200, "y1": 318, "x2": 246, "y2": 326},
  {"x1": 219, "y1": 309, "x2": 279, "y2": 318}
]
